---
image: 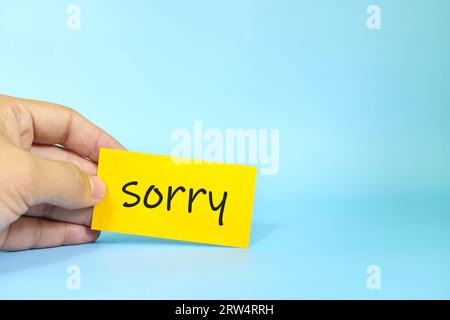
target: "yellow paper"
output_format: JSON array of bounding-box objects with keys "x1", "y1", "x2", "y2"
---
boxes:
[{"x1": 92, "y1": 148, "x2": 257, "y2": 248}]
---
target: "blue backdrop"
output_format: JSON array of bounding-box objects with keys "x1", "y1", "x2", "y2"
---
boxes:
[{"x1": 0, "y1": 0, "x2": 449, "y2": 299}]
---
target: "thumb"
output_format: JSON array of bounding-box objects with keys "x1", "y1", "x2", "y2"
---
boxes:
[{"x1": 30, "y1": 155, "x2": 106, "y2": 209}]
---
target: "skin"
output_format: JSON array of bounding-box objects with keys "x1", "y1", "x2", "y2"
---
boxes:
[{"x1": 0, "y1": 94, "x2": 125, "y2": 251}]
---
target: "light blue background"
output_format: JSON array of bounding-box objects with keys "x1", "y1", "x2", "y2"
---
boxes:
[{"x1": 1, "y1": 0, "x2": 450, "y2": 299}]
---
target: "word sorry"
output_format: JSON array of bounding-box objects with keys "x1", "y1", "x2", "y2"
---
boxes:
[{"x1": 122, "y1": 181, "x2": 228, "y2": 226}]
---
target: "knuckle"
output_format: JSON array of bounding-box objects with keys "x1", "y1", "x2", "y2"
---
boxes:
[
  {"x1": 0, "y1": 97, "x2": 34, "y2": 148},
  {"x1": 0, "y1": 147, "x2": 39, "y2": 207},
  {"x1": 63, "y1": 106, "x2": 79, "y2": 119}
]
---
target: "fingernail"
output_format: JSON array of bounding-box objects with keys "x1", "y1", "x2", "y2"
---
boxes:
[{"x1": 89, "y1": 176, "x2": 106, "y2": 201}]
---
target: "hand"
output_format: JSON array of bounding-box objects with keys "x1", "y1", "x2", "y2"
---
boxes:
[{"x1": 0, "y1": 95, "x2": 125, "y2": 251}]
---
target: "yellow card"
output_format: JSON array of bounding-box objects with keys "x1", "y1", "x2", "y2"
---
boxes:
[{"x1": 92, "y1": 148, "x2": 257, "y2": 248}]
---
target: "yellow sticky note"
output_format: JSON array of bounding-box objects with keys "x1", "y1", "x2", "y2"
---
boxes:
[{"x1": 92, "y1": 148, "x2": 257, "y2": 248}]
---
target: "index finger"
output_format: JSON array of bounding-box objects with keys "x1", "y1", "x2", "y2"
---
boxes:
[{"x1": 7, "y1": 95, "x2": 125, "y2": 162}]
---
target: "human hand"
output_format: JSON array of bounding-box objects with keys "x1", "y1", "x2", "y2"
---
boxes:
[{"x1": 0, "y1": 95, "x2": 125, "y2": 251}]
